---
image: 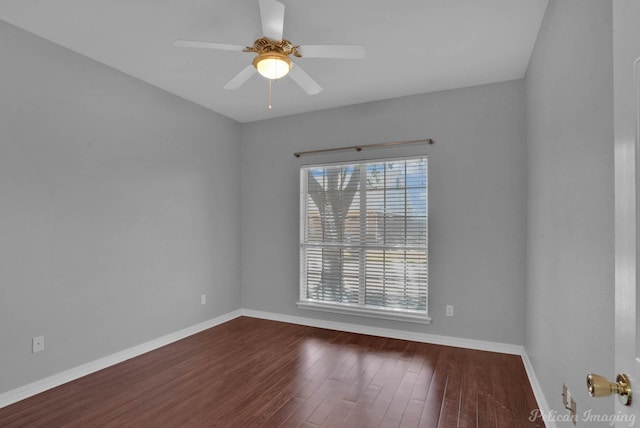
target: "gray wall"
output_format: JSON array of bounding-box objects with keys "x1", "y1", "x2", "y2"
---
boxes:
[
  {"x1": 0, "y1": 22, "x2": 241, "y2": 394},
  {"x1": 525, "y1": 0, "x2": 614, "y2": 424},
  {"x1": 240, "y1": 80, "x2": 527, "y2": 345}
]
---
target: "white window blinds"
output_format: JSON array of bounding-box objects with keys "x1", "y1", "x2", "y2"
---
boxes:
[{"x1": 299, "y1": 156, "x2": 428, "y2": 320}]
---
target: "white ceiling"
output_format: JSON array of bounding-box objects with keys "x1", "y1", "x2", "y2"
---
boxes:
[{"x1": 0, "y1": 0, "x2": 548, "y2": 123}]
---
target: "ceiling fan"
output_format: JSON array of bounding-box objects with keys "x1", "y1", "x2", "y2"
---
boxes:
[{"x1": 174, "y1": 0, "x2": 365, "y2": 95}]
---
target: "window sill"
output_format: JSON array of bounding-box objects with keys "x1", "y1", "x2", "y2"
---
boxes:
[{"x1": 297, "y1": 301, "x2": 431, "y2": 324}]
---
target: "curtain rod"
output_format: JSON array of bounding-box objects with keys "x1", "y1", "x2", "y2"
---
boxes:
[{"x1": 293, "y1": 138, "x2": 434, "y2": 158}]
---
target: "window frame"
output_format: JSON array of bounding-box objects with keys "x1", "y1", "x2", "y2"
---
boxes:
[{"x1": 297, "y1": 155, "x2": 430, "y2": 324}]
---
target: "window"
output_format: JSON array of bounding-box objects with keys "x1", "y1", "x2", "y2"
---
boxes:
[{"x1": 298, "y1": 156, "x2": 429, "y2": 323}]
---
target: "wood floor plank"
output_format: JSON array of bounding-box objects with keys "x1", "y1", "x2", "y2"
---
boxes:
[
  {"x1": 340, "y1": 383, "x2": 383, "y2": 427},
  {"x1": 342, "y1": 354, "x2": 385, "y2": 403},
  {"x1": 305, "y1": 360, "x2": 360, "y2": 425},
  {"x1": 379, "y1": 370, "x2": 420, "y2": 427},
  {"x1": 409, "y1": 346, "x2": 438, "y2": 402},
  {"x1": 418, "y1": 347, "x2": 452, "y2": 428},
  {"x1": 261, "y1": 397, "x2": 307, "y2": 427},
  {"x1": 318, "y1": 399, "x2": 354, "y2": 427},
  {"x1": 0, "y1": 317, "x2": 544, "y2": 428},
  {"x1": 284, "y1": 377, "x2": 343, "y2": 426},
  {"x1": 360, "y1": 356, "x2": 411, "y2": 427},
  {"x1": 398, "y1": 398, "x2": 427, "y2": 428}
]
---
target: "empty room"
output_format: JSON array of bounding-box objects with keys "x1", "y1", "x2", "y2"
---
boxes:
[{"x1": 0, "y1": 0, "x2": 637, "y2": 427}]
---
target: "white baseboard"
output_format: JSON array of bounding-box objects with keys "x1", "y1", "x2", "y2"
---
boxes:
[
  {"x1": 521, "y1": 350, "x2": 557, "y2": 428},
  {"x1": 1, "y1": 306, "x2": 552, "y2": 424},
  {"x1": 241, "y1": 308, "x2": 524, "y2": 355},
  {"x1": 0, "y1": 309, "x2": 243, "y2": 410}
]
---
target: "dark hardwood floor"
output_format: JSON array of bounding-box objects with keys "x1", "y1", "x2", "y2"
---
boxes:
[{"x1": 0, "y1": 317, "x2": 544, "y2": 427}]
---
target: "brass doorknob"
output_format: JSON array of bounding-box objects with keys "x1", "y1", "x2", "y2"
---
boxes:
[{"x1": 586, "y1": 373, "x2": 632, "y2": 406}]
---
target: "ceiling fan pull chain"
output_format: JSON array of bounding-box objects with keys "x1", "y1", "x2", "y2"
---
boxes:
[{"x1": 268, "y1": 78, "x2": 273, "y2": 109}]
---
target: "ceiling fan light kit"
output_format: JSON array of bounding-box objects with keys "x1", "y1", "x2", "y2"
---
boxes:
[
  {"x1": 253, "y1": 52, "x2": 291, "y2": 79},
  {"x1": 174, "y1": 0, "x2": 365, "y2": 98},
  {"x1": 247, "y1": 38, "x2": 297, "y2": 79}
]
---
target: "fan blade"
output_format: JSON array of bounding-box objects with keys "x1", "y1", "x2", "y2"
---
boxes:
[
  {"x1": 224, "y1": 65, "x2": 257, "y2": 90},
  {"x1": 174, "y1": 40, "x2": 246, "y2": 52},
  {"x1": 298, "y1": 45, "x2": 366, "y2": 59},
  {"x1": 288, "y1": 64, "x2": 322, "y2": 95},
  {"x1": 259, "y1": 0, "x2": 285, "y2": 40}
]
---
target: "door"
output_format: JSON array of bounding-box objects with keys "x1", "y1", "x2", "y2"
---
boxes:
[{"x1": 614, "y1": 0, "x2": 640, "y2": 424}]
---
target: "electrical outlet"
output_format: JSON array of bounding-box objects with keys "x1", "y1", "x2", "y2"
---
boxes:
[
  {"x1": 201, "y1": 294, "x2": 206, "y2": 305},
  {"x1": 446, "y1": 305, "x2": 454, "y2": 316},
  {"x1": 32, "y1": 336, "x2": 45, "y2": 353}
]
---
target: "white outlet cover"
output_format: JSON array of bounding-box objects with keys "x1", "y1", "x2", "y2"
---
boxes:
[{"x1": 201, "y1": 295, "x2": 206, "y2": 305}]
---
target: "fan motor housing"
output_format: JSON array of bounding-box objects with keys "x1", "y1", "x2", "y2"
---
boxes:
[{"x1": 244, "y1": 37, "x2": 302, "y2": 57}]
